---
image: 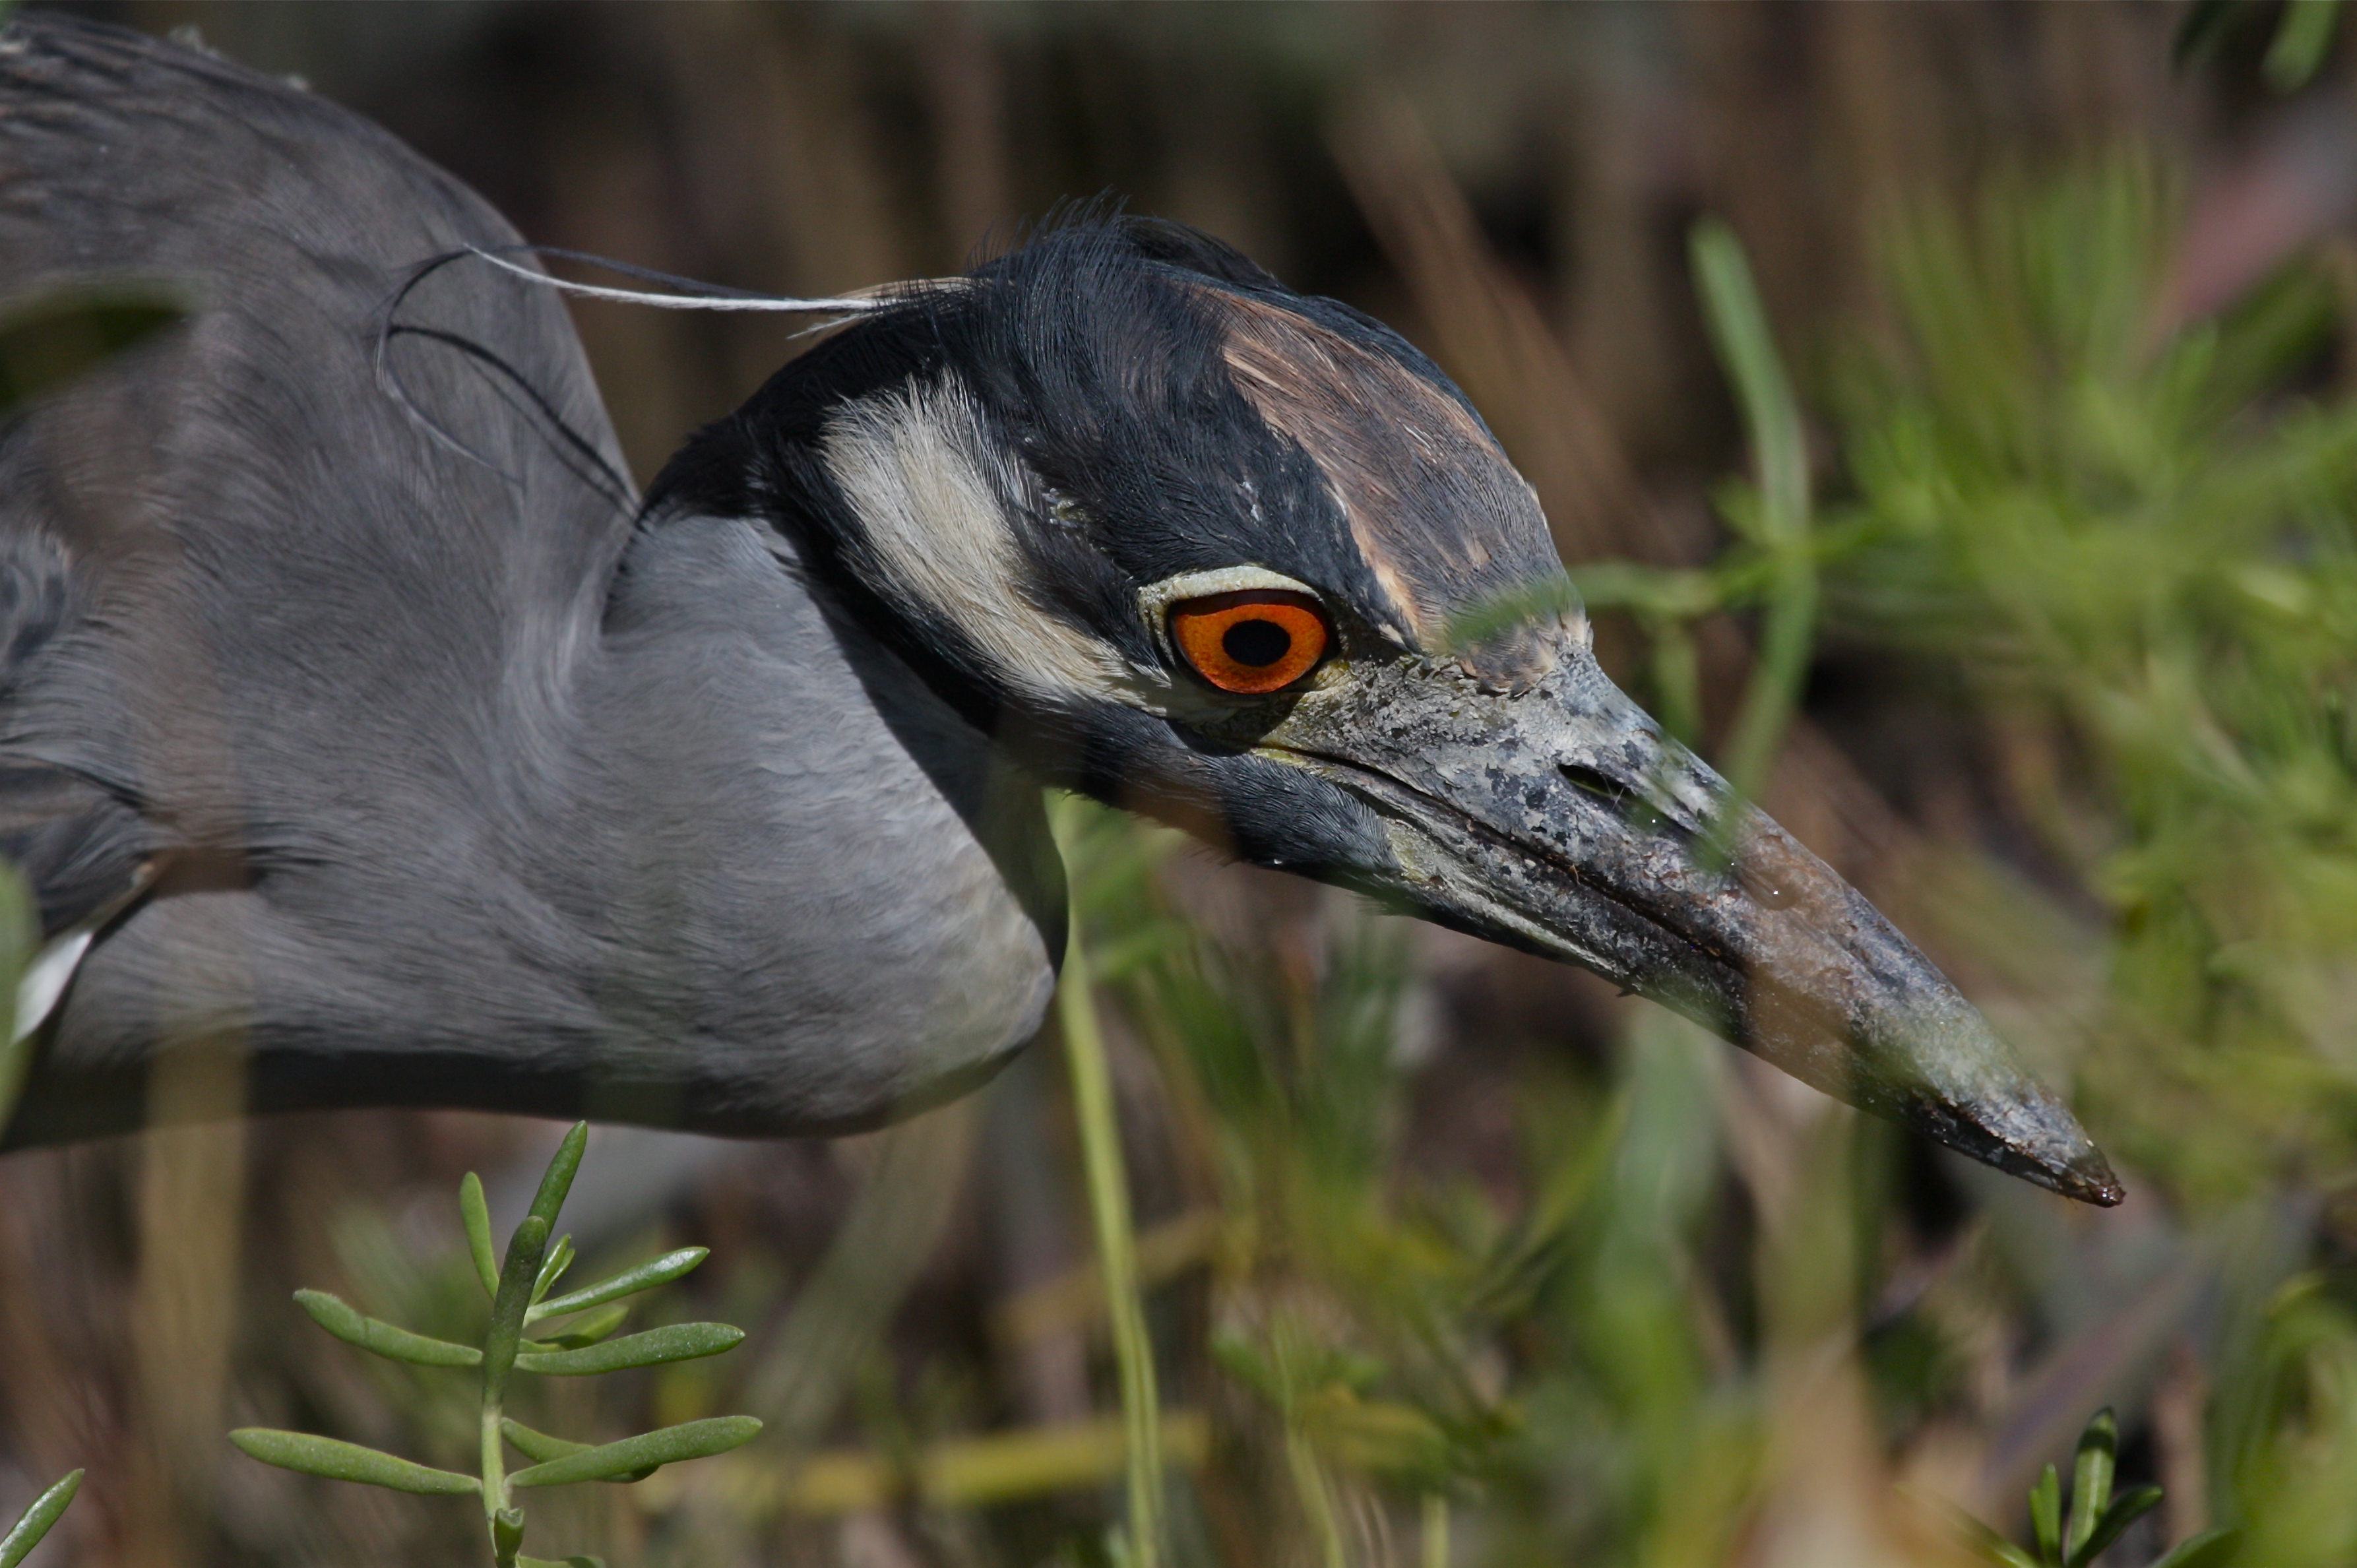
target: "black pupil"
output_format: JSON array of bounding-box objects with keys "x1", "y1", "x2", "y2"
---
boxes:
[{"x1": 1222, "y1": 618, "x2": 1292, "y2": 668}]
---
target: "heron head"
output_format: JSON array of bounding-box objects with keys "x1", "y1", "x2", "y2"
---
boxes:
[{"x1": 654, "y1": 218, "x2": 2121, "y2": 1206}]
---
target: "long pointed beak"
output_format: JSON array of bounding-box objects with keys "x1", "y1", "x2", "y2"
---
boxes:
[{"x1": 1267, "y1": 650, "x2": 2123, "y2": 1207}]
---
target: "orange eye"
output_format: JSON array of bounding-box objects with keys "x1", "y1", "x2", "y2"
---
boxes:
[{"x1": 1168, "y1": 590, "x2": 1330, "y2": 694}]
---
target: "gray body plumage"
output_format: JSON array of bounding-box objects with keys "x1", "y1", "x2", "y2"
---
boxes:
[{"x1": 0, "y1": 16, "x2": 1056, "y2": 1143}]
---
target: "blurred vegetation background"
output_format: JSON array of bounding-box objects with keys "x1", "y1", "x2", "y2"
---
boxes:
[{"x1": 7, "y1": 2, "x2": 2357, "y2": 1565}]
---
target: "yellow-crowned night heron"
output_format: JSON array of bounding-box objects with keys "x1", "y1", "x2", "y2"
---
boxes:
[{"x1": 0, "y1": 16, "x2": 2118, "y2": 1205}]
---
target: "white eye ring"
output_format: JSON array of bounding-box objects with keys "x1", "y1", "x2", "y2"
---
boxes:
[{"x1": 1137, "y1": 566, "x2": 1325, "y2": 666}]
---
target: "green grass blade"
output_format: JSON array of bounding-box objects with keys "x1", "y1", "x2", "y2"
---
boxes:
[
  {"x1": 2030, "y1": 1464, "x2": 2061, "y2": 1563},
  {"x1": 0, "y1": 282, "x2": 187, "y2": 418},
  {"x1": 0, "y1": 863, "x2": 40, "y2": 1141},
  {"x1": 0, "y1": 1469, "x2": 80, "y2": 1568},
  {"x1": 1691, "y1": 219, "x2": 1817, "y2": 819},
  {"x1": 1569, "y1": 561, "x2": 1720, "y2": 618},
  {"x1": 509, "y1": 1415, "x2": 761, "y2": 1488},
  {"x1": 528, "y1": 1247, "x2": 707, "y2": 1321},
  {"x1": 229, "y1": 1429, "x2": 481, "y2": 1495},
  {"x1": 460, "y1": 1174, "x2": 500, "y2": 1298},
  {"x1": 2063, "y1": 1408, "x2": 2118, "y2": 1563},
  {"x1": 1057, "y1": 896, "x2": 1166, "y2": 1568},
  {"x1": 1692, "y1": 221, "x2": 1806, "y2": 547},
  {"x1": 512, "y1": 1321, "x2": 743, "y2": 1375},
  {"x1": 2071, "y1": 1484, "x2": 2160, "y2": 1567},
  {"x1": 524, "y1": 1124, "x2": 588, "y2": 1234},
  {"x1": 296, "y1": 1289, "x2": 482, "y2": 1367}
]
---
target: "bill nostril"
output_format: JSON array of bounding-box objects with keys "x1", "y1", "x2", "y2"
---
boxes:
[
  {"x1": 1558, "y1": 762, "x2": 1625, "y2": 803},
  {"x1": 1559, "y1": 763, "x2": 1671, "y2": 836}
]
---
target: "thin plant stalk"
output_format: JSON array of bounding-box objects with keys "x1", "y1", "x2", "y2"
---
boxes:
[
  {"x1": 1691, "y1": 220, "x2": 1819, "y2": 832},
  {"x1": 0, "y1": 863, "x2": 40, "y2": 1139},
  {"x1": 1642, "y1": 610, "x2": 1705, "y2": 749},
  {"x1": 482, "y1": 1174, "x2": 559, "y2": 1564},
  {"x1": 1421, "y1": 1491, "x2": 1450, "y2": 1568},
  {"x1": 1057, "y1": 922, "x2": 1166, "y2": 1565},
  {"x1": 1284, "y1": 1424, "x2": 1346, "y2": 1568}
]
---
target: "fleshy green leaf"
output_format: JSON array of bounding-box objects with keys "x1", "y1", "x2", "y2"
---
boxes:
[
  {"x1": 0, "y1": 282, "x2": 187, "y2": 418},
  {"x1": 460, "y1": 1173, "x2": 499, "y2": 1298},
  {"x1": 0, "y1": 1469, "x2": 80, "y2": 1568},
  {"x1": 515, "y1": 1556, "x2": 604, "y2": 1567},
  {"x1": 484, "y1": 1214, "x2": 551, "y2": 1402},
  {"x1": 529, "y1": 1248, "x2": 708, "y2": 1321},
  {"x1": 229, "y1": 1429, "x2": 480, "y2": 1495},
  {"x1": 529, "y1": 1303, "x2": 629, "y2": 1350},
  {"x1": 2071, "y1": 1484, "x2": 2161, "y2": 1567},
  {"x1": 1948, "y1": 1501, "x2": 2044, "y2": 1568},
  {"x1": 296, "y1": 1289, "x2": 482, "y2": 1367},
  {"x1": 2149, "y1": 1527, "x2": 2243, "y2": 1568},
  {"x1": 532, "y1": 1235, "x2": 575, "y2": 1306},
  {"x1": 513, "y1": 1321, "x2": 744, "y2": 1375},
  {"x1": 2029, "y1": 1464, "x2": 2061, "y2": 1565},
  {"x1": 526, "y1": 1124, "x2": 589, "y2": 1233},
  {"x1": 2063, "y1": 1408, "x2": 2118, "y2": 1562},
  {"x1": 501, "y1": 1418, "x2": 590, "y2": 1465},
  {"x1": 491, "y1": 1506, "x2": 526, "y2": 1562},
  {"x1": 509, "y1": 1416, "x2": 761, "y2": 1488}
]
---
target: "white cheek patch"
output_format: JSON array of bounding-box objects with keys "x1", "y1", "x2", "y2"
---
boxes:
[{"x1": 821, "y1": 383, "x2": 1135, "y2": 705}]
